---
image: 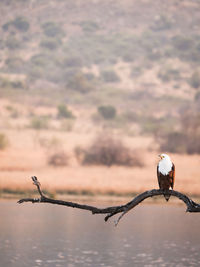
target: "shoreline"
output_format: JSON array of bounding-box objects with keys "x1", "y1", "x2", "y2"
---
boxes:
[{"x1": 1, "y1": 190, "x2": 200, "y2": 205}]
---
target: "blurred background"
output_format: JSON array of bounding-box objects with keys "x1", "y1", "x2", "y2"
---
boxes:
[{"x1": 0, "y1": 0, "x2": 200, "y2": 199}]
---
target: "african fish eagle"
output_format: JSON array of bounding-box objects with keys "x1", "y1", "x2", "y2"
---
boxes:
[{"x1": 157, "y1": 153, "x2": 175, "y2": 202}]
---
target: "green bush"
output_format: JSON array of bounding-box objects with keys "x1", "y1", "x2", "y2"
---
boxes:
[
  {"x1": 62, "y1": 56, "x2": 83, "y2": 68},
  {"x1": 158, "y1": 66, "x2": 180, "y2": 83},
  {"x1": 0, "y1": 133, "x2": 9, "y2": 150},
  {"x1": 5, "y1": 56, "x2": 24, "y2": 72},
  {"x1": 66, "y1": 72, "x2": 93, "y2": 93},
  {"x1": 40, "y1": 38, "x2": 61, "y2": 50},
  {"x1": 188, "y1": 49, "x2": 200, "y2": 63},
  {"x1": 189, "y1": 71, "x2": 200, "y2": 89},
  {"x1": 2, "y1": 16, "x2": 30, "y2": 32},
  {"x1": 147, "y1": 49, "x2": 162, "y2": 61},
  {"x1": 130, "y1": 66, "x2": 143, "y2": 78},
  {"x1": 42, "y1": 22, "x2": 64, "y2": 38},
  {"x1": 10, "y1": 80, "x2": 25, "y2": 89},
  {"x1": 2, "y1": 22, "x2": 11, "y2": 31},
  {"x1": 57, "y1": 104, "x2": 75, "y2": 119},
  {"x1": 27, "y1": 66, "x2": 44, "y2": 80},
  {"x1": 151, "y1": 15, "x2": 173, "y2": 31},
  {"x1": 30, "y1": 116, "x2": 49, "y2": 129},
  {"x1": 98, "y1": 105, "x2": 117, "y2": 120},
  {"x1": 0, "y1": 77, "x2": 26, "y2": 89},
  {"x1": 12, "y1": 16, "x2": 30, "y2": 32},
  {"x1": 121, "y1": 52, "x2": 134, "y2": 62},
  {"x1": 80, "y1": 21, "x2": 99, "y2": 33},
  {"x1": 5, "y1": 36, "x2": 22, "y2": 49},
  {"x1": 30, "y1": 53, "x2": 52, "y2": 67},
  {"x1": 85, "y1": 72, "x2": 95, "y2": 81},
  {"x1": 101, "y1": 70, "x2": 120, "y2": 83},
  {"x1": 172, "y1": 35, "x2": 194, "y2": 51}
]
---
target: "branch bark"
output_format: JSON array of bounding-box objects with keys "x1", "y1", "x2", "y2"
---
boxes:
[{"x1": 18, "y1": 176, "x2": 200, "y2": 225}]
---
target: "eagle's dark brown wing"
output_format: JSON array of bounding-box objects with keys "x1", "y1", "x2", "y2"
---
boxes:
[
  {"x1": 157, "y1": 165, "x2": 162, "y2": 189},
  {"x1": 169, "y1": 163, "x2": 175, "y2": 189}
]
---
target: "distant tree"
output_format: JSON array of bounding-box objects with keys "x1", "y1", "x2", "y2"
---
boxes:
[
  {"x1": 30, "y1": 116, "x2": 49, "y2": 130},
  {"x1": 80, "y1": 21, "x2": 100, "y2": 32},
  {"x1": 42, "y1": 22, "x2": 64, "y2": 38},
  {"x1": 101, "y1": 70, "x2": 120, "y2": 83},
  {"x1": 151, "y1": 14, "x2": 173, "y2": 31},
  {"x1": 98, "y1": 105, "x2": 116, "y2": 120},
  {"x1": 57, "y1": 104, "x2": 75, "y2": 119},
  {"x1": 40, "y1": 38, "x2": 61, "y2": 50},
  {"x1": 12, "y1": 16, "x2": 30, "y2": 32},
  {"x1": 66, "y1": 72, "x2": 93, "y2": 93},
  {"x1": 3, "y1": 17, "x2": 30, "y2": 32},
  {"x1": 62, "y1": 56, "x2": 83, "y2": 68},
  {"x1": 75, "y1": 134, "x2": 143, "y2": 167},
  {"x1": 6, "y1": 36, "x2": 22, "y2": 49},
  {"x1": 48, "y1": 151, "x2": 69, "y2": 166},
  {"x1": 189, "y1": 71, "x2": 200, "y2": 89},
  {"x1": 172, "y1": 35, "x2": 194, "y2": 51}
]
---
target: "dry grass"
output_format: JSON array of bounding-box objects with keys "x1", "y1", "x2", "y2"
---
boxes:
[{"x1": 0, "y1": 128, "x2": 200, "y2": 197}]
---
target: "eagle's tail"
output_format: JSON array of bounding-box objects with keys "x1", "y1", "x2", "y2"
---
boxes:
[{"x1": 164, "y1": 192, "x2": 171, "y2": 202}]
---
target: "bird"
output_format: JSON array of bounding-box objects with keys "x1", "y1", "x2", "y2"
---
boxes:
[{"x1": 157, "y1": 153, "x2": 175, "y2": 201}]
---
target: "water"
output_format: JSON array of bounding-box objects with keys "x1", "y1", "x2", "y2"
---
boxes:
[{"x1": 1, "y1": 201, "x2": 200, "y2": 267}]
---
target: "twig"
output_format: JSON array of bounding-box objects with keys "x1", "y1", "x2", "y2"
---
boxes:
[{"x1": 18, "y1": 177, "x2": 200, "y2": 225}]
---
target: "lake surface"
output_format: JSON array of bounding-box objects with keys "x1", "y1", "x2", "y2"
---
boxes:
[{"x1": 1, "y1": 201, "x2": 200, "y2": 267}]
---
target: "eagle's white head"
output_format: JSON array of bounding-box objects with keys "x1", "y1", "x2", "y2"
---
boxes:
[{"x1": 158, "y1": 153, "x2": 173, "y2": 175}]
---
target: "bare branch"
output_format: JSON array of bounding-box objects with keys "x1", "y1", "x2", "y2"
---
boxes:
[
  {"x1": 18, "y1": 177, "x2": 122, "y2": 215},
  {"x1": 113, "y1": 189, "x2": 200, "y2": 226},
  {"x1": 18, "y1": 177, "x2": 200, "y2": 225}
]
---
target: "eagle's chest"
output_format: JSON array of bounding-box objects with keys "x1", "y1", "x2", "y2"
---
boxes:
[{"x1": 158, "y1": 160, "x2": 172, "y2": 175}]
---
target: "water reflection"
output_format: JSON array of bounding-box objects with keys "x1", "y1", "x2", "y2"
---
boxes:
[{"x1": 1, "y1": 201, "x2": 200, "y2": 267}]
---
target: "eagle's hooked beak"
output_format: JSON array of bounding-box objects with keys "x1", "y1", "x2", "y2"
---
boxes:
[{"x1": 158, "y1": 154, "x2": 163, "y2": 159}]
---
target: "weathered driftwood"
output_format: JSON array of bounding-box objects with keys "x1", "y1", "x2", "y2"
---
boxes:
[{"x1": 18, "y1": 176, "x2": 200, "y2": 226}]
